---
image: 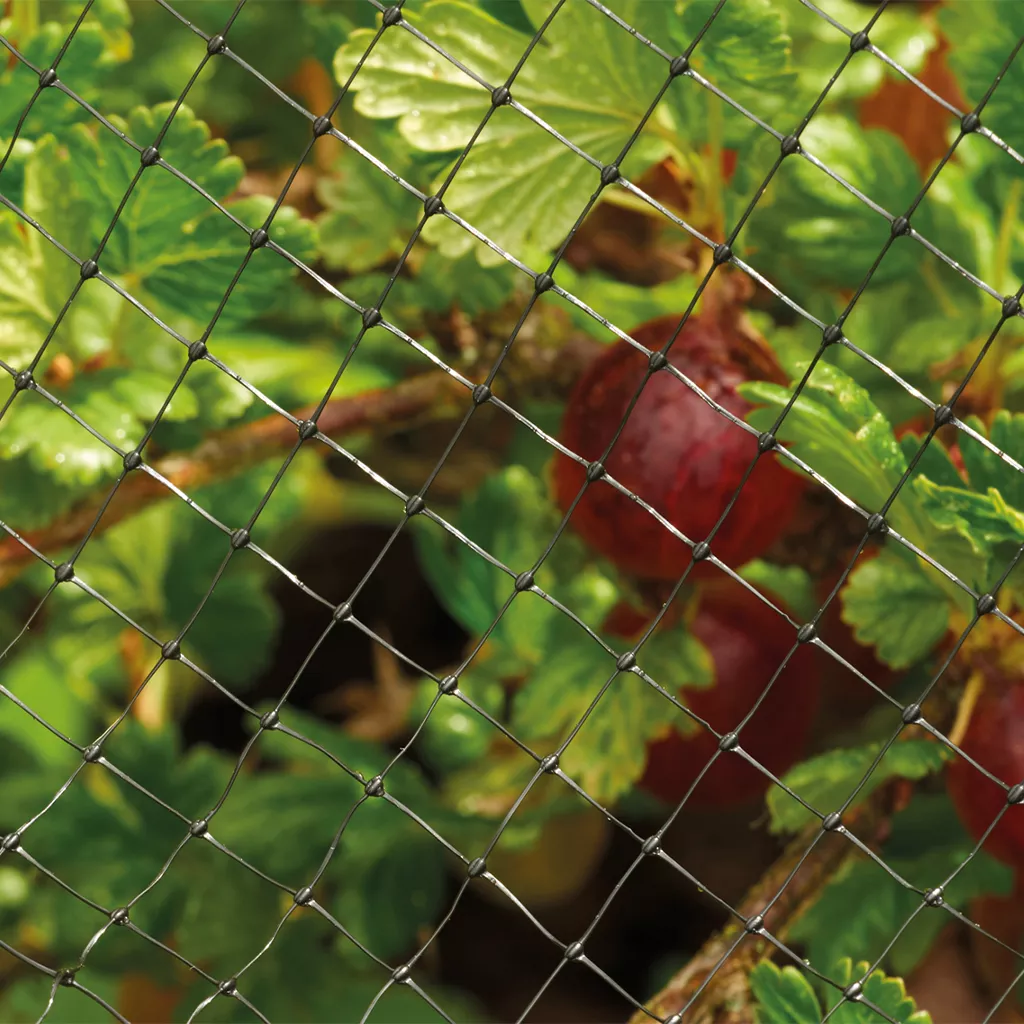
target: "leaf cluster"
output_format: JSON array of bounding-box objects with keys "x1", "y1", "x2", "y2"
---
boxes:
[
  {"x1": 413, "y1": 462, "x2": 714, "y2": 806},
  {"x1": 752, "y1": 956, "x2": 932, "y2": 1024},
  {"x1": 743, "y1": 364, "x2": 1024, "y2": 671}
]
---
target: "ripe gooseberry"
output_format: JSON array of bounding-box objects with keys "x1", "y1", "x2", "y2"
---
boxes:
[
  {"x1": 553, "y1": 313, "x2": 805, "y2": 580},
  {"x1": 626, "y1": 583, "x2": 820, "y2": 808},
  {"x1": 947, "y1": 676, "x2": 1024, "y2": 867}
]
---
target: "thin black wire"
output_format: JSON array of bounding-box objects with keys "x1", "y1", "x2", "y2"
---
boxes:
[{"x1": 0, "y1": 1, "x2": 1023, "y2": 1022}]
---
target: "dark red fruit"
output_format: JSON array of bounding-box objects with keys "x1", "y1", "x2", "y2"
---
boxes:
[
  {"x1": 601, "y1": 600, "x2": 655, "y2": 642},
  {"x1": 948, "y1": 677, "x2": 1024, "y2": 867},
  {"x1": 632, "y1": 584, "x2": 820, "y2": 808},
  {"x1": 554, "y1": 313, "x2": 805, "y2": 581}
]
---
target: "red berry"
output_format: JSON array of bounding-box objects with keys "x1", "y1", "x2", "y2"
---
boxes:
[
  {"x1": 634, "y1": 583, "x2": 820, "y2": 808},
  {"x1": 948, "y1": 679, "x2": 1024, "y2": 866},
  {"x1": 553, "y1": 313, "x2": 805, "y2": 580}
]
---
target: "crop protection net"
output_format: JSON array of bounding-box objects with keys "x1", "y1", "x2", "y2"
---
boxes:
[{"x1": 0, "y1": 0, "x2": 1023, "y2": 1021}]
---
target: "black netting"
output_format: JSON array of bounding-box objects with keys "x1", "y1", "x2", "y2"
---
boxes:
[{"x1": 1, "y1": 2, "x2": 1023, "y2": 1022}]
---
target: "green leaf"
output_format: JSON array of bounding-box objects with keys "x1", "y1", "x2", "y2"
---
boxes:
[
  {"x1": 739, "y1": 560, "x2": 818, "y2": 622},
  {"x1": 512, "y1": 628, "x2": 681, "y2": 804},
  {"x1": 636, "y1": 624, "x2": 715, "y2": 694},
  {"x1": 0, "y1": 645, "x2": 95, "y2": 769},
  {"x1": 410, "y1": 248, "x2": 520, "y2": 317},
  {"x1": 746, "y1": 115, "x2": 923, "y2": 291},
  {"x1": 340, "y1": 251, "x2": 519, "y2": 335},
  {"x1": 562, "y1": 672, "x2": 679, "y2": 805},
  {"x1": 414, "y1": 465, "x2": 616, "y2": 668},
  {"x1": 767, "y1": 739, "x2": 948, "y2": 833},
  {"x1": 680, "y1": 0, "x2": 793, "y2": 94},
  {"x1": 786, "y1": 1, "x2": 935, "y2": 104},
  {"x1": 885, "y1": 313, "x2": 977, "y2": 376},
  {"x1": 671, "y1": 0, "x2": 798, "y2": 143},
  {"x1": 409, "y1": 674, "x2": 505, "y2": 775},
  {"x1": 335, "y1": 0, "x2": 671, "y2": 264},
  {"x1": 212, "y1": 770, "x2": 375, "y2": 881},
  {"x1": 316, "y1": 136, "x2": 422, "y2": 273},
  {"x1": 828, "y1": 959, "x2": 932, "y2": 1024},
  {"x1": 745, "y1": 365, "x2": 981, "y2": 599},
  {"x1": 209, "y1": 333, "x2": 392, "y2": 407},
  {"x1": 252, "y1": 704, "x2": 433, "y2": 809},
  {"x1": 0, "y1": 382, "x2": 123, "y2": 487},
  {"x1": 0, "y1": 22, "x2": 114, "y2": 139},
  {"x1": 183, "y1": 572, "x2": 280, "y2": 687},
  {"x1": 750, "y1": 960, "x2": 821, "y2": 1024},
  {"x1": 215, "y1": 921, "x2": 483, "y2": 1024},
  {"x1": 512, "y1": 631, "x2": 614, "y2": 739},
  {"x1": 840, "y1": 548, "x2": 951, "y2": 670},
  {"x1": 143, "y1": 195, "x2": 318, "y2": 325},
  {"x1": 0, "y1": 453, "x2": 86, "y2": 530},
  {"x1": 899, "y1": 433, "x2": 965, "y2": 491},
  {"x1": 0, "y1": 135, "x2": 92, "y2": 367},
  {"x1": 67, "y1": 103, "x2": 242, "y2": 275},
  {"x1": 941, "y1": 1, "x2": 1024, "y2": 154},
  {"x1": 0, "y1": 972, "x2": 122, "y2": 1024},
  {"x1": 841, "y1": 271, "x2": 986, "y2": 384},
  {"x1": 555, "y1": 264, "x2": 702, "y2": 342},
  {"x1": 664, "y1": 0, "x2": 802, "y2": 156},
  {"x1": 173, "y1": 850, "x2": 283, "y2": 968},
  {"x1": 958, "y1": 411, "x2": 1024, "y2": 512},
  {"x1": 332, "y1": 837, "x2": 447, "y2": 961},
  {"x1": 67, "y1": 105, "x2": 317, "y2": 323},
  {"x1": 65, "y1": 501, "x2": 175, "y2": 623},
  {"x1": 0, "y1": 365, "x2": 204, "y2": 505},
  {"x1": 790, "y1": 794, "x2": 1012, "y2": 979},
  {"x1": 22, "y1": 135, "x2": 92, "y2": 311},
  {"x1": 913, "y1": 476, "x2": 1024, "y2": 557},
  {"x1": 740, "y1": 362, "x2": 906, "y2": 515}
]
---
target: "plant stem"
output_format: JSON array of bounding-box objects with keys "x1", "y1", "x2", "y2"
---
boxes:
[
  {"x1": 631, "y1": 668, "x2": 968, "y2": 1024},
  {"x1": 981, "y1": 179, "x2": 1024, "y2": 413},
  {"x1": 948, "y1": 669, "x2": 984, "y2": 748},
  {"x1": 0, "y1": 371, "x2": 465, "y2": 588},
  {"x1": 629, "y1": 782, "x2": 902, "y2": 1024},
  {"x1": 995, "y1": 179, "x2": 1022, "y2": 293},
  {"x1": 705, "y1": 87, "x2": 725, "y2": 239},
  {"x1": 922, "y1": 261, "x2": 959, "y2": 320},
  {"x1": 10, "y1": 0, "x2": 39, "y2": 43},
  {"x1": 598, "y1": 186, "x2": 668, "y2": 219}
]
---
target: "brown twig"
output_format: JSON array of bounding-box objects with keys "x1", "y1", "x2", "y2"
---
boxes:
[
  {"x1": 0, "y1": 371, "x2": 465, "y2": 587},
  {"x1": 631, "y1": 663, "x2": 968, "y2": 1024},
  {"x1": 630, "y1": 787, "x2": 900, "y2": 1024}
]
